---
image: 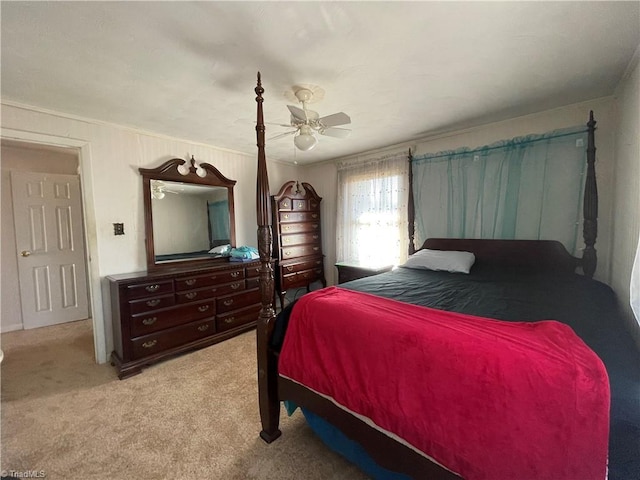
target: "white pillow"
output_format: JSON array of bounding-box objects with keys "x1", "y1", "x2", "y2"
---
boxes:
[
  {"x1": 209, "y1": 244, "x2": 231, "y2": 254},
  {"x1": 401, "y1": 249, "x2": 475, "y2": 274}
]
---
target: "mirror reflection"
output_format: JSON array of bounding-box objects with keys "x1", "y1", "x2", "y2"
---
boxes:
[{"x1": 151, "y1": 180, "x2": 231, "y2": 263}]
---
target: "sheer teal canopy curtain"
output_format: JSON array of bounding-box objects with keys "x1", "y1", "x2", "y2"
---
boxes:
[
  {"x1": 412, "y1": 126, "x2": 588, "y2": 255},
  {"x1": 336, "y1": 151, "x2": 409, "y2": 267}
]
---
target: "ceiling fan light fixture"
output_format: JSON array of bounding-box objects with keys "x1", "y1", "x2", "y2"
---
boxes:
[{"x1": 294, "y1": 126, "x2": 317, "y2": 151}]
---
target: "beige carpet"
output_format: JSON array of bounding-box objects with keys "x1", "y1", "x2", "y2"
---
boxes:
[{"x1": 1, "y1": 320, "x2": 369, "y2": 480}]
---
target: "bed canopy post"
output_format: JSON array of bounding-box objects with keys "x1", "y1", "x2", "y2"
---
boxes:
[
  {"x1": 582, "y1": 111, "x2": 598, "y2": 278},
  {"x1": 408, "y1": 149, "x2": 416, "y2": 256},
  {"x1": 254, "y1": 72, "x2": 281, "y2": 443}
]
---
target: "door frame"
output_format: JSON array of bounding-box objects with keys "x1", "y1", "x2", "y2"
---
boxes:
[{"x1": 1, "y1": 128, "x2": 106, "y2": 364}]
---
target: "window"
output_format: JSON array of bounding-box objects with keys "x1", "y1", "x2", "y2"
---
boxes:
[{"x1": 336, "y1": 152, "x2": 409, "y2": 267}]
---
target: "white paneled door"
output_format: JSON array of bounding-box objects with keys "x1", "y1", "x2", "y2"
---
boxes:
[{"x1": 11, "y1": 171, "x2": 89, "y2": 329}]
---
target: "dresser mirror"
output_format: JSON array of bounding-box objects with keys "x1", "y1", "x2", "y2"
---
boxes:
[{"x1": 140, "y1": 157, "x2": 236, "y2": 272}]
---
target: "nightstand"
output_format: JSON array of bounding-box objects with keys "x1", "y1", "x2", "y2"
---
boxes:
[{"x1": 335, "y1": 262, "x2": 393, "y2": 284}]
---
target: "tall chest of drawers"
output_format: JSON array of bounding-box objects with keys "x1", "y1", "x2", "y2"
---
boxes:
[
  {"x1": 108, "y1": 260, "x2": 262, "y2": 379},
  {"x1": 271, "y1": 181, "x2": 326, "y2": 308}
]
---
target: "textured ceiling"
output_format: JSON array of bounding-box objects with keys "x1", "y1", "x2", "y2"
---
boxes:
[{"x1": 1, "y1": 2, "x2": 638, "y2": 165}]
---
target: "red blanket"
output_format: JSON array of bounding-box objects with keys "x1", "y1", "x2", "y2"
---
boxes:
[{"x1": 279, "y1": 287, "x2": 610, "y2": 480}]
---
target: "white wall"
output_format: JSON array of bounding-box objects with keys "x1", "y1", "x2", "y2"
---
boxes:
[
  {"x1": 1, "y1": 143, "x2": 79, "y2": 332},
  {"x1": 610, "y1": 49, "x2": 640, "y2": 341},
  {"x1": 301, "y1": 97, "x2": 617, "y2": 287},
  {"x1": 1, "y1": 104, "x2": 298, "y2": 362}
]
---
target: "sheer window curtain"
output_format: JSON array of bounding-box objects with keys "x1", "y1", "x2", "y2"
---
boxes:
[
  {"x1": 632, "y1": 232, "x2": 640, "y2": 326},
  {"x1": 411, "y1": 126, "x2": 589, "y2": 255},
  {"x1": 336, "y1": 152, "x2": 409, "y2": 267}
]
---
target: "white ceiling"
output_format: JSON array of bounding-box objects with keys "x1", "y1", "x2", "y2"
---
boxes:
[{"x1": 2, "y1": 2, "x2": 638, "y2": 165}]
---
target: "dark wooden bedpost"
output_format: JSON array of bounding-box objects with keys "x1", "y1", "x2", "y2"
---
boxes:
[
  {"x1": 255, "y1": 72, "x2": 281, "y2": 443},
  {"x1": 408, "y1": 149, "x2": 416, "y2": 256},
  {"x1": 582, "y1": 111, "x2": 598, "y2": 278}
]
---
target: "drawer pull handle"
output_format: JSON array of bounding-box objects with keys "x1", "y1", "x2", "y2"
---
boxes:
[
  {"x1": 185, "y1": 292, "x2": 198, "y2": 299},
  {"x1": 142, "y1": 340, "x2": 157, "y2": 349},
  {"x1": 185, "y1": 279, "x2": 196, "y2": 286},
  {"x1": 312, "y1": 235, "x2": 319, "y2": 239},
  {"x1": 231, "y1": 271, "x2": 240, "y2": 278},
  {"x1": 284, "y1": 226, "x2": 291, "y2": 231},
  {"x1": 316, "y1": 261, "x2": 321, "y2": 265},
  {"x1": 197, "y1": 324, "x2": 210, "y2": 332},
  {"x1": 230, "y1": 283, "x2": 241, "y2": 290},
  {"x1": 312, "y1": 214, "x2": 318, "y2": 218},
  {"x1": 284, "y1": 214, "x2": 289, "y2": 219},
  {"x1": 313, "y1": 247, "x2": 319, "y2": 251},
  {"x1": 145, "y1": 284, "x2": 160, "y2": 292},
  {"x1": 223, "y1": 299, "x2": 234, "y2": 306},
  {"x1": 312, "y1": 224, "x2": 319, "y2": 229},
  {"x1": 282, "y1": 201, "x2": 289, "y2": 208},
  {"x1": 315, "y1": 269, "x2": 322, "y2": 274},
  {"x1": 298, "y1": 202, "x2": 304, "y2": 208},
  {"x1": 142, "y1": 317, "x2": 157, "y2": 326},
  {"x1": 286, "y1": 266, "x2": 293, "y2": 272},
  {"x1": 198, "y1": 305, "x2": 210, "y2": 312},
  {"x1": 224, "y1": 317, "x2": 235, "y2": 324},
  {"x1": 146, "y1": 299, "x2": 161, "y2": 307}
]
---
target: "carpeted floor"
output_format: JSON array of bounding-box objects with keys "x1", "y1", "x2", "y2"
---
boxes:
[{"x1": 0, "y1": 320, "x2": 368, "y2": 480}]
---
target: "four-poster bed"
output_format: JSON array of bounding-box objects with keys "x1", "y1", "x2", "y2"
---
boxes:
[{"x1": 253, "y1": 74, "x2": 639, "y2": 479}]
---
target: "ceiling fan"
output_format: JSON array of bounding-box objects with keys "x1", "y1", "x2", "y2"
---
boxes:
[
  {"x1": 271, "y1": 86, "x2": 351, "y2": 151},
  {"x1": 151, "y1": 180, "x2": 179, "y2": 200}
]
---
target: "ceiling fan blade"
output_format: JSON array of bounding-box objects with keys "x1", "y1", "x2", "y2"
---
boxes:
[
  {"x1": 318, "y1": 112, "x2": 351, "y2": 127},
  {"x1": 269, "y1": 130, "x2": 298, "y2": 141},
  {"x1": 265, "y1": 121, "x2": 295, "y2": 128},
  {"x1": 319, "y1": 127, "x2": 351, "y2": 139},
  {"x1": 287, "y1": 105, "x2": 307, "y2": 122}
]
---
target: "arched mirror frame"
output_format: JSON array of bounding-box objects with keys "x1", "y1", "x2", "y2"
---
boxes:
[{"x1": 140, "y1": 157, "x2": 237, "y2": 273}]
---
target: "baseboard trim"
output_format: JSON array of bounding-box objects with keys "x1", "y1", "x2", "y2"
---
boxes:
[{"x1": 1, "y1": 323, "x2": 24, "y2": 333}]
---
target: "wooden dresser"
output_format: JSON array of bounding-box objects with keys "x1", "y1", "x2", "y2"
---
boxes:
[
  {"x1": 271, "y1": 181, "x2": 326, "y2": 308},
  {"x1": 108, "y1": 260, "x2": 261, "y2": 379}
]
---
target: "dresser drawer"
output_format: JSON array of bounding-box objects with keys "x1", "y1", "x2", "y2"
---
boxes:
[
  {"x1": 282, "y1": 268, "x2": 323, "y2": 289},
  {"x1": 128, "y1": 294, "x2": 175, "y2": 315},
  {"x1": 130, "y1": 317, "x2": 216, "y2": 360},
  {"x1": 216, "y1": 304, "x2": 261, "y2": 333},
  {"x1": 216, "y1": 288, "x2": 261, "y2": 314},
  {"x1": 125, "y1": 280, "x2": 174, "y2": 300},
  {"x1": 280, "y1": 222, "x2": 320, "y2": 235},
  {"x1": 281, "y1": 244, "x2": 322, "y2": 259},
  {"x1": 246, "y1": 265, "x2": 261, "y2": 278},
  {"x1": 175, "y1": 269, "x2": 244, "y2": 291},
  {"x1": 280, "y1": 232, "x2": 321, "y2": 247},
  {"x1": 279, "y1": 211, "x2": 320, "y2": 223},
  {"x1": 280, "y1": 257, "x2": 323, "y2": 275},
  {"x1": 175, "y1": 281, "x2": 244, "y2": 304},
  {"x1": 277, "y1": 197, "x2": 293, "y2": 211},
  {"x1": 292, "y1": 199, "x2": 307, "y2": 211},
  {"x1": 130, "y1": 299, "x2": 216, "y2": 337}
]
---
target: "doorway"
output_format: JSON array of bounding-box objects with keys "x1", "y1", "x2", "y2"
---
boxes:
[{"x1": 1, "y1": 141, "x2": 91, "y2": 331}]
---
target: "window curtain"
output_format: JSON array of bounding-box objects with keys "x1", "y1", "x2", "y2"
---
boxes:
[
  {"x1": 207, "y1": 200, "x2": 230, "y2": 247},
  {"x1": 336, "y1": 152, "x2": 409, "y2": 267},
  {"x1": 632, "y1": 234, "x2": 640, "y2": 326},
  {"x1": 411, "y1": 126, "x2": 588, "y2": 255}
]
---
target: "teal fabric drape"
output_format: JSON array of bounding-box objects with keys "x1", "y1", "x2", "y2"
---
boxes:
[
  {"x1": 208, "y1": 200, "x2": 230, "y2": 246},
  {"x1": 412, "y1": 126, "x2": 588, "y2": 255}
]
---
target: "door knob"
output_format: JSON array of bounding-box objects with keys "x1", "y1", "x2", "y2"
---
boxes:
[{"x1": 20, "y1": 250, "x2": 31, "y2": 257}]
